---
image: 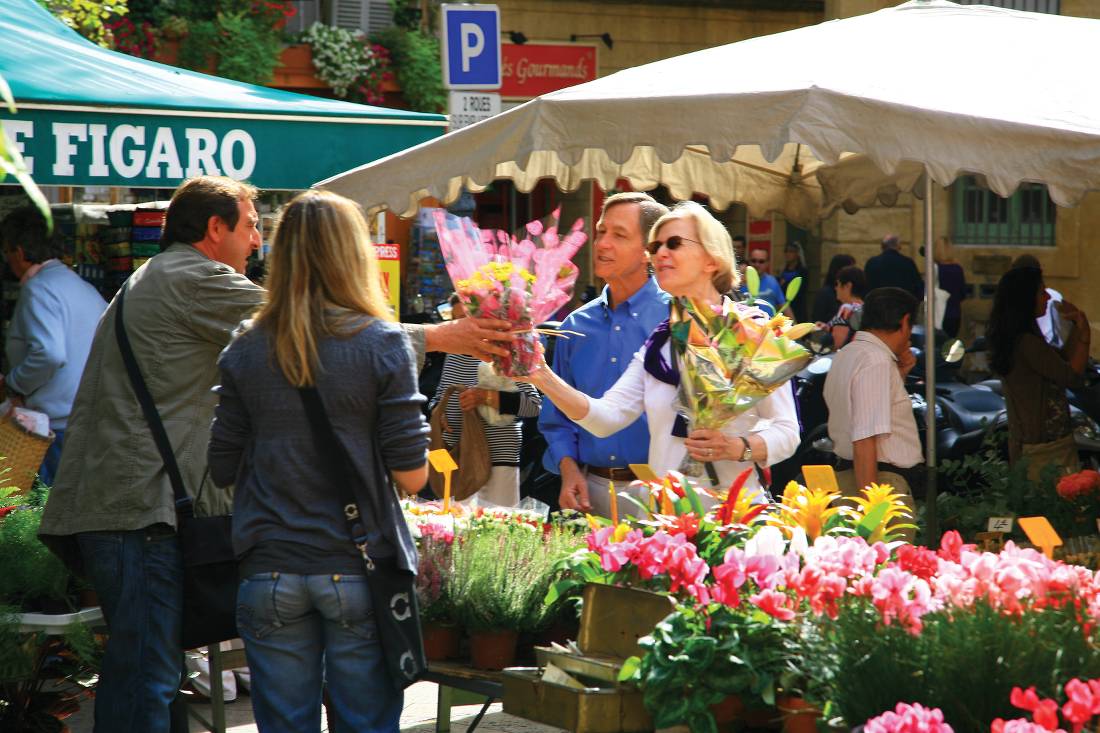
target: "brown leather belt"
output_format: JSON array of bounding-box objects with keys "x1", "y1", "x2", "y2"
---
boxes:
[{"x1": 586, "y1": 466, "x2": 636, "y2": 482}]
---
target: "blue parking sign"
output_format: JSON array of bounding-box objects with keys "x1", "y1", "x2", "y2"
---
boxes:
[{"x1": 441, "y1": 4, "x2": 501, "y2": 90}]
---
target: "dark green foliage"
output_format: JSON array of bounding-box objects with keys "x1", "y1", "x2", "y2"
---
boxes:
[
  {"x1": 0, "y1": 502, "x2": 71, "y2": 612},
  {"x1": 371, "y1": 27, "x2": 445, "y2": 113}
]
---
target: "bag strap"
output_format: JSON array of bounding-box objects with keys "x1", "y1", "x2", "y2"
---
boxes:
[
  {"x1": 297, "y1": 386, "x2": 376, "y2": 571},
  {"x1": 436, "y1": 385, "x2": 464, "y2": 434},
  {"x1": 114, "y1": 286, "x2": 194, "y2": 520}
]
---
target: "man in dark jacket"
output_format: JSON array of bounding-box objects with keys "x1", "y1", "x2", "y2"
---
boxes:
[{"x1": 865, "y1": 234, "x2": 923, "y2": 299}]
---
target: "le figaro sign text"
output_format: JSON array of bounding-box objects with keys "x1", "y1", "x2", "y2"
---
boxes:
[
  {"x1": 7, "y1": 120, "x2": 257, "y2": 181},
  {"x1": 0, "y1": 106, "x2": 443, "y2": 189}
]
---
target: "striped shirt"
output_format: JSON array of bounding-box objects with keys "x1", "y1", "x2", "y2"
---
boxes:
[
  {"x1": 823, "y1": 331, "x2": 922, "y2": 468},
  {"x1": 430, "y1": 354, "x2": 541, "y2": 466}
]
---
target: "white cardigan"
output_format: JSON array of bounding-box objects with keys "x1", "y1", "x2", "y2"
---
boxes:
[{"x1": 576, "y1": 338, "x2": 800, "y2": 496}]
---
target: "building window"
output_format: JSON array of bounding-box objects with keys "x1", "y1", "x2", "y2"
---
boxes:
[
  {"x1": 952, "y1": 175, "x2": 1056, "y2": 246},
  {"x1": 953, "y1": 0, "x2": 1059, "y2": 13}
]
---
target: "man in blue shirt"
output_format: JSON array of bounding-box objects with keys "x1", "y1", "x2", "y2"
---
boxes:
[
  {"x1": 0, "y1": 206, "x2": 107, "y2": 486},
  {"x1": 745, "y1": 246, "x2": 786, "y2": 314},
  {"x1": 539, "y1": 192, "x2": 669, "y2": 517}
]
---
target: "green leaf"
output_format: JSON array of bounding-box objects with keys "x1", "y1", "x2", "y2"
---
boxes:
[
  {"x1": 746, "y1": 266, "x2": 761, "y2": 298},
  {"x1": 0, "y1": 126, "x2": 51, "y2": 231},
  {"x1": 785, "y1": 276, "x2": 803, "y2": 304},
  {"x1": 618, "y1": 655, "x2": 642, "y2": 682},
  {"x1": 617, "y1": 492, "x2": 651, "y2": 520},
  {"x1": 857, "y1": 502, "x2": 890, "y2": 539},
  {"x1": 681, "y1": 480, "x2": 706, "y2": 517}
]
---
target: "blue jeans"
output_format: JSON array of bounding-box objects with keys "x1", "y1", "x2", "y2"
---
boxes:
[
  {"x1": 78, "y1": 527, "x2": 184, "y2": 733},
  {"x1": 38, "y1": 428, "x2": 64, "y2": 487},
  {"x1": 237, "y1": 572, "x2": 401, "y2": 733}
]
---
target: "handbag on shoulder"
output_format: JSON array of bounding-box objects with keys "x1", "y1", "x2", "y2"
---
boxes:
[
  {"x1": 428, "y1": 386, "x2": 492, "y2": 501},
  {"x1": 114, "y1": 286, "x2": 238, "y2": 651},
  {"x1": 298, "y1": 385, "x2": 426, "y2": 692}
]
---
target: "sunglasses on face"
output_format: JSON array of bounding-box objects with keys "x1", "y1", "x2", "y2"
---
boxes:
[{"x1": 646, "y1": 235, "x2": 703, "y2": 256}]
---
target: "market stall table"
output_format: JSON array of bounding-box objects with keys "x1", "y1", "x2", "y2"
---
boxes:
[{"x1": 425, "y1": 661, "x2": 504, "y2": 733}]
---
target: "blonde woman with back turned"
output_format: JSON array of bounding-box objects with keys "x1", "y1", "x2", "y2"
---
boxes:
[{"x1": 208, "y1": 190, "x2": 428, "y2": 733}]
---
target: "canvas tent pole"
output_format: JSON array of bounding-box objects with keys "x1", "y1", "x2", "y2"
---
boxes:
[{"x1": 923, "y1": 172, "x2": 939, "y2": 544}]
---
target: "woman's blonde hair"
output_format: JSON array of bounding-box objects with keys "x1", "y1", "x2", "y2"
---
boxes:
[
  {"x1": 253, "y1": 189, "x2": 392, "y2": 387},
  {"x1": 648, "y1": 201, "x2": 739, "y2": 294}
]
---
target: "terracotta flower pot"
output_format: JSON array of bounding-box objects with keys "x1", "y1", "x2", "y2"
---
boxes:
[
  {"x1": 709, "y1": 695, "x2": 746, "y2": 725},
  {"x1": 778, "y1": 695, "x2": 821, "y2": 733},
  {"x1": 422, "y1": 623, "x2": 461, "y2": 661},
  {"x1": 707, "y1": 696, "x2": 780, "y2": 731},
  {"x1": 468, "y1": 629, "x2": 518, "y2": 670}
]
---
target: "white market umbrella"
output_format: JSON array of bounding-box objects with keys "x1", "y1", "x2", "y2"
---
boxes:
[
  {"x1": 320, "y1": 0, "x2": 1100, "y2": 537},
  {"x1": 319, "y1": 1, "x2": 1100, "y2": 219}
]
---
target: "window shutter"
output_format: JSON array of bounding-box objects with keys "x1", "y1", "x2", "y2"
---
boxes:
[
  {"x1": 283, "y1": 1, "x2": 321, "y2": 34},
  {"x1": 330, "y1": 0, "x2": 394, "y2": 35}
]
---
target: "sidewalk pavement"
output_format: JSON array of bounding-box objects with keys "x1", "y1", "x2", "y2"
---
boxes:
[{"x1": 66, "y1": 679, "x2": 567, "y2": 732}]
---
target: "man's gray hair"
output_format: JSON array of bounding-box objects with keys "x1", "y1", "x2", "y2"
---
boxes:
[
  {"x1": 882, "y1": 234, "x2": 901, "y2": 250},
  {"x1": 600, "y1": 192, "x2": 669, "y2": 244}
]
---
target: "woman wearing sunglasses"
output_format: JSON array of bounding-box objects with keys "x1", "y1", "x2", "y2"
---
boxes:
[{"x1": 523, "y1": 201, "x2": 799, "y2": 500}]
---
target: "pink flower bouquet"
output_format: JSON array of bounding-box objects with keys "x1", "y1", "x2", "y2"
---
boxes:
[{"x1": 433, "y1": 208, "x2": 587, "y2": 376}]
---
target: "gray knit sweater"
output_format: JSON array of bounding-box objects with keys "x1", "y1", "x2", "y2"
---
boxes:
[{"x1": 208, "y1": 317, "x2": 429, "y2": 574}]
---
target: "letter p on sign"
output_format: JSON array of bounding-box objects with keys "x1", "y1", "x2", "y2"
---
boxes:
[
  {"x1": 459, "y1": 23, "x2": 485, "y2": 72},
  {"x1": 441, "y1": 4, "x2": 501, "y2": 90}
]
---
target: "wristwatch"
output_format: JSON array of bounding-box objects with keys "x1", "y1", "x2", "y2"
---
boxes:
[{"x1": 739, "y1": 437, "x2": 753, "y2": 463}]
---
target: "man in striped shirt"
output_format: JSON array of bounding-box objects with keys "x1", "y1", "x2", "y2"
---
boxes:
[{"x1": 823, "y1": 287, "x2": 922, "y2": 529}]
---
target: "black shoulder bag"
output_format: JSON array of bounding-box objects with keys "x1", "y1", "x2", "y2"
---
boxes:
[
  {"x1": 114, "y1": 286, "x2": 239, "y2": 650},
  {"x1": 297, "y1": 385, "x2": 426, "y2": 692}
]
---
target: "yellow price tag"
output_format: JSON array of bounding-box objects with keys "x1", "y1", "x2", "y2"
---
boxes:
[
  {"x1": 629, "y1": 464, "x2": 661, "y2": 483},
  {"x1": 802, "y1": 465, "x2": 840, "y2": 493},
  {"x1": 428, "y1": 449, "x2": 458, "y2": 511},
  {"x1": 1017, "y1": 516, "x2": 1062, "y2": 559},
  {"x1": 428, "y1": 449, "x2": 458, "y2": 473}
]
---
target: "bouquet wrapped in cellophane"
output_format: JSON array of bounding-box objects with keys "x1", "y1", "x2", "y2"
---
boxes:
[
  {"x1": 671, "y1": 292, "x2": 814, "y2": 480},
  {"x1": 433, "y1": 208, "x2": 586, "y2": 376}
]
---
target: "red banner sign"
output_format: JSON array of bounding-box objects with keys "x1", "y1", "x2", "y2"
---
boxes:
[{"x1": 500, "y1": 43, "x2": 598, "y2": 99}]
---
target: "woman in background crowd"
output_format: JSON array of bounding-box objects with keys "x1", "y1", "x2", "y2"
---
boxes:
[
  {"x1": 934, "y1": 235, "x2": 967, "y2": 338},
  {"x1": 988, "y1": 265, "x2": 1089, "y2": 481},
  {"x1": 811, "y1": 253, "x2": 856, "y2": 324},
  {"x1": 827, "y1": 265, "x2": 867, "y2": 349}
]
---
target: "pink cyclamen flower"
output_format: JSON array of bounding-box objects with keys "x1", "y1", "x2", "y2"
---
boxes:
[
  {"x1": 749, "y1": 589, "x2": 796, "y2": 621},
  {"x1": 863, "y1": 702, "x2": 954, "y2": 733}
]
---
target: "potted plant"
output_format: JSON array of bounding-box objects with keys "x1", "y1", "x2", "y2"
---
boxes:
[
  {"x1": 415, "y1": 522, "x2": 459, "y2": 661},
  {"x1": 620, "y1": 603, "x2": 794, "y2": 733},
  {"x1": 449, "y1": 522, "x2": 581, "y2": 670}
]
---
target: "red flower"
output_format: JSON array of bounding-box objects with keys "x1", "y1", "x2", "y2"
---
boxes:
[
  {"x1": 0, "y1": 506, "x2": 16, "y2": 520},
  {"x1": 668, "y1": 512, "x2": 700, "y2": 539},
  {"x1": 897, "y1": 544, "x2": 940, "y2": 580}
]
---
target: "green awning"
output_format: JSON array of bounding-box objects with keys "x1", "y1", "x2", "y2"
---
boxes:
[{"x1": 0, "y1": 0, "x2": 446, "y2": 190}]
